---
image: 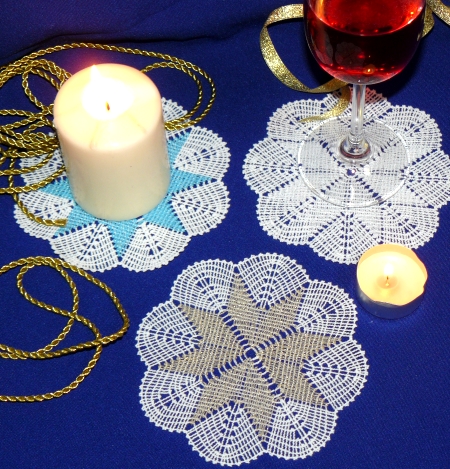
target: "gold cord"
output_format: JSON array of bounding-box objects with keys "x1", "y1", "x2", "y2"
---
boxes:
[
  {"x1": 0, "y1": 42, "x2": 216, "y2": 227},
  {"x1": 260, "y1": 2, "x2": 438, "y2": 119},
  {"x1": 0, "y1": 256, "x2": 129, "y2": 402}
]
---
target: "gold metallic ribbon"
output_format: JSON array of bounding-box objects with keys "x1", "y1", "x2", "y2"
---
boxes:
[
  {"x1": 260, "y1": 2, "x2": 438, "y2": 120},
  {"x1": 260, "y1": 4, "x2": 347, "y2": 94},
  {"x1": 427, "y1": 0, "x2": 450, "y2": 24}
]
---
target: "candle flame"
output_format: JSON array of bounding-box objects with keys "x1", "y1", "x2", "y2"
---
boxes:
[
  {"x1": 383, "y1": 263, "x2": 394, "y2": 277},
  {"x1": 90, "y1": 65, "x2": 102, "y2": 83},
  {"x1": 90, "y1": 66, "x2": 110, "y2": 111},
  {"x1": 383, "y1": 263, "x2": 394, "y2": 287},
  {"x1": 82, "y1": 65, "x2": 134, "y2": 120}
]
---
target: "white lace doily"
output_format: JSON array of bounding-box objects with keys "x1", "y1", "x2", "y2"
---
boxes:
[
  {"x1": 136, "y1": 253, "x2": 368, "y2": 466},
  {"x1": 243, "y1": 90, "x2": 450, "y2": 264},
  {"x1": 15, "y1": 99, "x2": 230, "y2": 272}
]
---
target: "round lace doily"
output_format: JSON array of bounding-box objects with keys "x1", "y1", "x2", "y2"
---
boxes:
[
  {"x1": 15, "y1": 99, "x2": 230, "y2": 272},
  {"x1": 136, "y1": 253, "x2": 369, "y2": 466},
  {"x1": 243, "y1": 89, "x2": 450, "y2": 264}
]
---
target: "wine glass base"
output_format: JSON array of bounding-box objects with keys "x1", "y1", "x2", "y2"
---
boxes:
[
  {"x1": 298, "y1": 116, "x2": 410, "y2": 208},
  {"x1": 339, "y1": 136, "x2": 371, "y2": 162}
]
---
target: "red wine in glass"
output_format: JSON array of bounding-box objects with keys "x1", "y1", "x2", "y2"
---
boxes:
[
  {"x1": 298, "y1": 0, "x2": 426, "y2": 208},
  {"x1": 304, "y1": 0, "x2": 425, "y2": 84}
]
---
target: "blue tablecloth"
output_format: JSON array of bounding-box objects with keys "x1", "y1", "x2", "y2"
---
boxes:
[{"x1": 0, "y1": 1, "x2": 449, "y2": 468}]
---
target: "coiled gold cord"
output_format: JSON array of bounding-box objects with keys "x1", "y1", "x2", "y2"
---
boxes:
[{"x1": 0, "y1": 256, "x2": 129, "y2": 402}]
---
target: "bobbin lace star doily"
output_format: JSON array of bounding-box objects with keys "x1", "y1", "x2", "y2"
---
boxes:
[
  {"x1": 243, "y1": 89, "x2": 450, "y2": 264},
  {"x1": 136, "y1": 253, "x2": 368, "y2": 466},
  {"x1": 14, "y1": 99, "x2": 230, "y2": 272}
]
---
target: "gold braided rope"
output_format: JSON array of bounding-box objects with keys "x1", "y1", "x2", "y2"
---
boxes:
[
  {"x1": 0, "y1": 43, "x2": 216, "y2": 227},
  {"x1": 260, "y1": 2, "x2": 438, "y2": 120},
  {"x1": 8, "y1": 156, "x2": 67, "y2": 227},
  {"x1": 0, "y1": 256, "x2": 129, "y2": 402}
]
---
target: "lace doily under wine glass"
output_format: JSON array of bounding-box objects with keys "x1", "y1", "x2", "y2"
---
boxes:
[
  {"x1": 136, "y1": 253, "x2": 368, "y2": 466},
  {"x1": 15, "y1": 99, "x2": 230, "y2": 272},
  {"x1": 243, "y1": 90, "x2": 450, "y2": 264}
]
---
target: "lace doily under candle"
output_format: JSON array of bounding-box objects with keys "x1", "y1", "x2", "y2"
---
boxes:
[
  {"x1": 14, "y1": 100, "x2": 230, "y2": 272},
  {"x1": 243, "y1": 90, "x2": 450, "y2": 264},
  {"x1": 136, "y1": 253, "x2": 368, "y2": 466}
]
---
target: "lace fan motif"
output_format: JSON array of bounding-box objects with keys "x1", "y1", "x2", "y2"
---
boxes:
[
  {"x1": 136, "y1": 253, "x2": 368, "y2": 466},
  {"x1": 243, "y1": 90, "x2": 450, "y2": 264},
  {"x1": 15, "y1": 99, "x2": 230, "y2": 272}
]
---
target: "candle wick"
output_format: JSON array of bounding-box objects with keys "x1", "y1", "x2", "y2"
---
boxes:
[
  {"x1": 106, "y1": 102, "x2": 111, "y2": 111},
  {"x1": 385, "y1": 276, "x2": 390, "y2": 288}
]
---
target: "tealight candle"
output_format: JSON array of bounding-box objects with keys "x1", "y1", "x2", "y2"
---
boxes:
[
  {"x1": 356, "y1": 244, "x2": 427, "y2": 319},
  {"x1": 53, "y1": 63, "x2": 170, "y2": 221}
]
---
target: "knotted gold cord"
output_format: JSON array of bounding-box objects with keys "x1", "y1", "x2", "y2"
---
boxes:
[
  {"x1": 0, "y1": 43, "x2": 216, "y2": 227},
  {"x1": 0, "y1": 256, "x2": 129, "y2": 402},
  {"x1": 260, "y1": 2, "x2": 438, "y2": 120}
]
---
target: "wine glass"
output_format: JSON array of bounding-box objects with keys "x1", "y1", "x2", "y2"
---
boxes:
[{"x1": 299, "y1": 0, "x2": 426, "y2": 207}]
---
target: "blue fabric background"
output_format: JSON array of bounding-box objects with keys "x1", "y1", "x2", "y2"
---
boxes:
[{"x1": 0, "y1": 1, "x2": 449, "y2": 468}]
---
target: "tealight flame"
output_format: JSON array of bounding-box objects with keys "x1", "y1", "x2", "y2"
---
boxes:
[
  {"x1": 383, "y1": 263, "x2": 394, "y2": 287},
  {"x1": 82, "y1": 65, "x2": 134, "y2": 120}
]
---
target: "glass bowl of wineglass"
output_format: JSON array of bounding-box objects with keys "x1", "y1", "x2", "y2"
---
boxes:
[{"x1": 299, "y1": 0, "x2": 426, "y2": 207}]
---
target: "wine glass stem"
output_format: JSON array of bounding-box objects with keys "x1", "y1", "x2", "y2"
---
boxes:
[
  {"x1": 340, "y1": 84, "x2": 371, "y2": 161},
  {"x1": 350, "y1": 84, "x2": 365, "y2": 144}
]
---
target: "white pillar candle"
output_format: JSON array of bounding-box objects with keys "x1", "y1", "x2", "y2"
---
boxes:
[
  {"x1": 356, "y1": 244, "x2": 427, "y2": 319},
  {"x1": 53, "y1": 63, "x2": 170, "y2": 221}
]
